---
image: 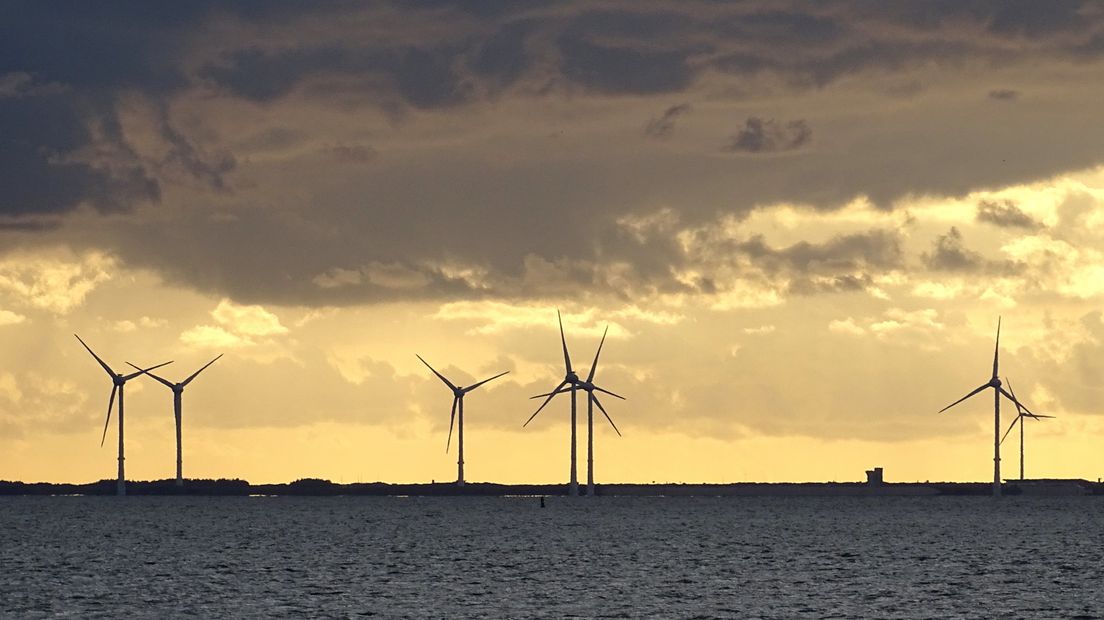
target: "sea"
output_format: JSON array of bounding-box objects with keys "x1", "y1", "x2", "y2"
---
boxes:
[{"x1": 1, "y1": 495, "x2": 1102, "y2": 618}]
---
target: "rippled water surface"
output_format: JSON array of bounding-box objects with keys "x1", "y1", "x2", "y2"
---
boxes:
[{"x1": 2, "y1": 496, "x2": 1103, "y2": 618}]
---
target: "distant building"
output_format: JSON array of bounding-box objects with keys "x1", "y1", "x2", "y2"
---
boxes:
[{"x1": 866, "y1": 467, "x2": 884, "y2": 486}]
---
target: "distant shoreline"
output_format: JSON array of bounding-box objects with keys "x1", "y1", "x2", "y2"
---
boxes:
[{"x1": 1, "y1": 478, "x2": 1101, "y2": 497}]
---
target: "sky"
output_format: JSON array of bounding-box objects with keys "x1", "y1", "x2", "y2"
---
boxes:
[{"x1": 2, "y1": 1, "x2": 1104, "y2": 485}]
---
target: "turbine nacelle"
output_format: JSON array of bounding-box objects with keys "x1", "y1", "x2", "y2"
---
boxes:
[{"x1": 989, "y1": 377, "x2": 1002, "y2": 388}]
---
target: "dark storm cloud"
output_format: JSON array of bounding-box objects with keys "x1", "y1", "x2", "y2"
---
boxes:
[
  {"x1": 0, "y1": 79, "x2": 161, "y2": 218},
  {"x1": 922, "y1": 227, "x2": 984, "y2": 272},
  {"x1": 678, "y1": 227, "x2": 905, "y2": 298},
  {"x1": 0, "y1": 2, "x2": 240, "y2": 218},
  {"x1": 0, "y1": 217, "x2": 62, "y2": 232},
  {"x1": 7, "y1": 0, "x2": 1104, "y2": 308},
  {"x1": 723, "y1": 117, "x2": 812, "y2": 154},
  {"x1": 323, "y1": 144, "x2": 376, "y2": 164},
  {"x1": 154, "y1": 105, "x2": 237, "y2": 191},
  {"x1": 921, "y1": 227, "x2": 1025, "y2": 276},
  {"x1": 199, "y1": 44, "x2": 478, "y2": 109},
  {"x1": 988, "y1": 89, "x2": 1019, "y2": 101},
  {"x1": 644, "y1": 103, "x2": 691, "y2": 139},
  {"x1": 731, "y1": 229, "x2": 904, "y2": 277},
  {"x1": 976, "y1": 199, "x2": 1040, "y2": 229},
  {"x1": 556, "y1": 35, "x2": 700, "y2": 95}
]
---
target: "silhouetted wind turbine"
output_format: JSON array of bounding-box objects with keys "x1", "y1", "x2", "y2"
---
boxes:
[
  {"x1": 524, "y1": 310, "x2": 582, "y2": 496},
  {"x1": 416, "y1": 354, "x2": 508, "y2": 486},
  {"x1": 127, "y1": 355, "x2": 222, "y2": 487},
  {"x1": 75, "y1": 335, "x2": 171, "y2": 496},
  {"x1": 937, "y1": 317, "x2": 1036, "y2": 496},
  {"x1": 532, "y1": 325, "x2": 625, "y2": 497},
  {"x1": 999, "y1": 377, "x2": 1054, "y2": 481}
]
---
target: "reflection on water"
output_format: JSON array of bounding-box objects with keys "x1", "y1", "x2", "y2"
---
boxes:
[{"x1": 2, "y1": 496, "x2": 1102, "y2": 617}]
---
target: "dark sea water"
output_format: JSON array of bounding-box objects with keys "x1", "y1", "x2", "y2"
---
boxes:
[{"x1": 2, "y1": 495, "x2": 1102, "y2": 618}]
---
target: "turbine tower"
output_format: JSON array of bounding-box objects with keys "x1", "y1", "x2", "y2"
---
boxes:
[
  {"x1": 524, "y1": 310, "x2": 582, "y2": 496},
  {"x1": 533, "y1": 325, "x2": 625, "y2": 497},
  {"x1": 75, "y1": 335, "x2": 171, "y2": 496},
  {"x1": 937, "y1": 318, "x2": 1036, "y2": 496},
  {"x1": 999, "y1": 377, "x2": 1053, "y2": 481},
  {"x1": 416, "y1": 354, "x2": 508, "y2": 486},
  {"x1": 127, "y1": 355, "x2": 222, "y2": 487}
]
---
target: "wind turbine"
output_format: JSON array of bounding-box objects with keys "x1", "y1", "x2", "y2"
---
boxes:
[
  {"x1": 532, "y1": 325, "x2": 625, "y2": 497},
  {"x1": 523, "y1": 310, "x2": 582, "y2": 496},
  {"x1": 75, "y1": 335, "x2": 171, "y2": 496},
  {"x1": 937, "y1": 317, "x2": 1036, "y2": 496},
  {"x1": 416, "y1": 354, "x2": 508, "y2": 486},
  {"x1": 999, "y1": 378, "x2": 1054, "y2": 481},
  {"x1": 127, "y1": 355, "x2": 222, "y2": 487}
]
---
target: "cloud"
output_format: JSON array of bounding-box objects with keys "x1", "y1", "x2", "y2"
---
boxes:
[
  {"x1": 322, "y1": 143, "x2": 375, "y2": 164},
  {"x1": 6, "y1": 1, "x2": 1104, "y2": 312},
  {"x1": 678, "y1": 221, "x2": 904, "y2": 302},
  {"x1": 0, "y1": 309, "x2": 26, "y2": 326},
  {"x1": 179, "y1": 324, "x2": 249, "y2": 349},
  {"x1": 113, "y1": 316, "x2": 166, "y2": 333},
  {"x1": 434, "y1": 301, "x2": 627, "y2": 338},
  {"x1": 922, "y1": 227, "x2": 985, "y2": 272},
  {"x1": 0, "y1": 250, "x2": 114, "y2": 314},
  {"x1": 644, "y1": 103, "x2": 691, "y2": 139},
  {"x1": 828, "y1": 317, "x2": 866, "y2": 336},
  {"x1": 722, "y1": 117, "x2": 812, "y2": 154},
  {"x1": 828, "y1": 308, "x2": 946, "y2": 347},
  {"x1": 210, "y1": 299, "x2": 288, "y2": 338},
  {"x1": 976, "y1": 199, "x2": 1041, "y2": 229},
  {"x1": 988, "y1": 89, "x2": 1019, "y2": 101},
  {"x1": 0, "y1": 371, "x2": 88, "y2": 434}
]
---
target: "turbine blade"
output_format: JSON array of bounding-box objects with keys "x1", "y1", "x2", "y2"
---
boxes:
[
  {"x1": 999, "y1": 414, "x2": 1020, "y2": 446},
  {"x1": 558, "y1": 310, "x2": 573, "y2": 375},
  {"x1": 446, "y1": 397, "x2": 458, "y2": 453},
  {"x1": 126, "y1": 362, "x2": 175, "y2": 389},
  {"x1": 593, "y1": 385, "x2": 626, "y2": 400},
  {"x1": 121, "y1": 360, "x2": 172, "y2": 382},
  {"x1": 75, "y1": 334, "x2": 116, "y2": 378},
  {"x1": 464, "y1": 370, "x2": 509, "y2": 393},
  {"x1": 182, "y1": 354, "x2": 223, "y2": 387},
  {"x1": 591, "y1": 394, "x2": 622, "y2": 437},
  {"x1": 101, "y1": 385, "x2": 117, "y2": 447},
  {"x1": 529, "y1": 387, "x2": 571, "y2": 400},
  {"x1": 1028, "y1": 414, "x2": 1055, "y2": 419},
  {"x1": 523, "y1": 380, "x2": 567, "y2": 427},
  {"x1": 585, "y1": 325, "x2": 609, "y2": 384},
  {"x1": 1004, "y1": 377, "x2": 1025, "y2": 414},
  {"x1": 937, "y1": 383, "x2": 990, "y2": 413},
  {"x1": 997, "y1": 386, "x2": 1035, "y2": 417},
  {"x1": 416, "y1": 354, "x2": 457, "y2": 391},
  {"x1": 992, "y1": 316, "x2": 1001, "y2": 380}
]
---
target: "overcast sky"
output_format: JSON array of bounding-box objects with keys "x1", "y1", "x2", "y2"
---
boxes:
[{"x1": 2, "y1": 1, "x2": 1104, "y2": 484}]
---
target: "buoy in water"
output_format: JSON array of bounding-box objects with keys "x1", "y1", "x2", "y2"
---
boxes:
[{"x1": 540, "y1": 496, "x2": 546, "y2": 508}]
